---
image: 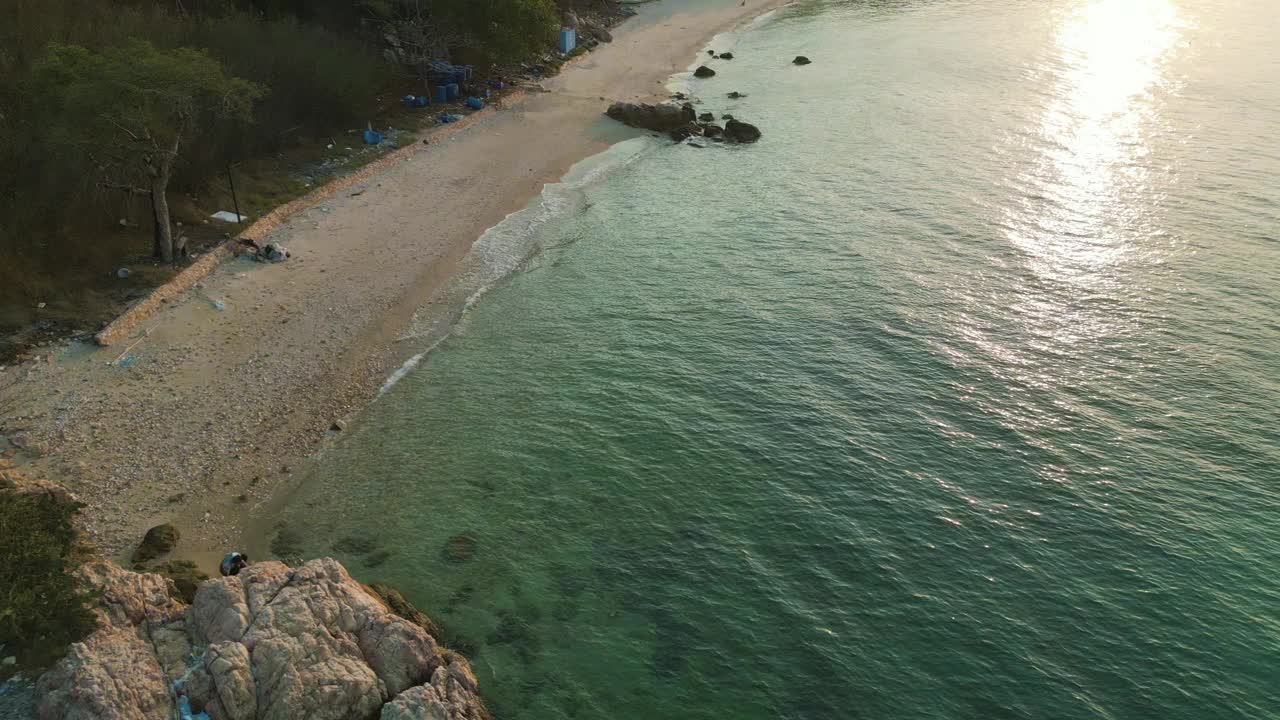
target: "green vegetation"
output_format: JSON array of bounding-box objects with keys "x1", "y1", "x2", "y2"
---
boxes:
[
  {"x1": 130, "y1": 522, "x2": 181, "y2": 563},
  {"x1": 33, "y1": 41, "x2": 264, "y2": 262},
  {"x1": 0, "y1": 0, "x2": 589, "y2": 345},
  {"x1": 0, "y1": 487, "x2": 98, "y2": 678},
  {"x1": 151, "y1": 560, "x2": 210, "y2": 604}
]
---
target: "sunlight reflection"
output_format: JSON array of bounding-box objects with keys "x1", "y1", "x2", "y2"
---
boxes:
[{"x1": 1004, "y1": 0, "x2": 1183, "y2": 282}]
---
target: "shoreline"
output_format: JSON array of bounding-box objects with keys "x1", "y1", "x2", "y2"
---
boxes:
[{"x1": 0, "y1": 0, "x2": 788, "y2": 568}]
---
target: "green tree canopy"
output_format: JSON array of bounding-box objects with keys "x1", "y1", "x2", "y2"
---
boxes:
[
  {"x1": 32, "y1": 40, "x2": 265, "y2": 260},
  {"x1": 438, "y1": 0, "x2": 559, "y2": 65}
]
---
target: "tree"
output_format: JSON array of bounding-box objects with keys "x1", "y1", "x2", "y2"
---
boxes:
[
  {"x1": 436, "y1": 0, "x2": 558, "y2": 65},
  {"x1": 32, "y1": 40, "x2": 264, "y2": 261}
]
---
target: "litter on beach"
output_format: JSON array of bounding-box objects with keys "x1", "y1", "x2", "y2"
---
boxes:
[{"x1": 211, "y1": 211, "x2": 249, "y2": 223}]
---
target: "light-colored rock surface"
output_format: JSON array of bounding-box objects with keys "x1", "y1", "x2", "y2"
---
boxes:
[
  {"x1": 36, "y1": 561, "x2": 187, "y2": 720},
  {"x1": 204, "y1": 642, "x2": 256, "y2": 720},
  {"x1": 36, "y1": 558, "x2": 488, "y2": 720},
  {"x1": 380, "y1": 662, "x2": 485, "y2": 720}
]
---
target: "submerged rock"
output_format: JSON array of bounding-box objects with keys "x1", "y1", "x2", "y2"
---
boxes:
[
  {"x1": 793, "y1": 55, "x2": 812, "y2": 65},
  {"x1": 693, "y1": 65, "x2": 716, "y2": 78},
  {"x1": 727, "y1": 91, "x2": 747, "y2": 99},
  {"x1": 698, "y1": 112, "x2": 715, "y2": 122},
  {"x1": 443, "y1": 534, "x2": 479, "y2": 563},
  {"x1": 720, "y1": 52, "x2": 735, "y2": 60},
  {"x1": 606, "y1": 101, "x2": 696, "y2": 133}
]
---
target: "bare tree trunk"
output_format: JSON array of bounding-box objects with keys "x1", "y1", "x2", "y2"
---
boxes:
[
  {"x1": 150, "y1": 192, "x2": 165, "y2": 259},
  {"x1": 151, "y1": 178, "x2": 173, "y2": 262},
  {"x1": 150, "y1": 139, "x2": 179, "y2": 262}
]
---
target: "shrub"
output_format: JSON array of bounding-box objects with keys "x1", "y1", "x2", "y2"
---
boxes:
[{"x1": 0, "y1": 489, "x2": 98, "y2": 678}]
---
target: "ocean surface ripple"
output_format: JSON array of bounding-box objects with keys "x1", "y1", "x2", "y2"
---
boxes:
[{"x1": 277, "y1": 1, "x2": 1280, "y2": 717}]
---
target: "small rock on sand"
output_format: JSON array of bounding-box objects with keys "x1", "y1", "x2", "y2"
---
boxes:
[{"x1": 132, "y1": 523, "x2": 180, "y2": 563}]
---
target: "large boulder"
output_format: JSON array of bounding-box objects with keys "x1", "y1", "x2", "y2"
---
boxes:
[
  {"x1": 606, "y1": 101, "x2": 697, "y2": 133},
  {"x1": 37, "y1": 626, "x2": 176, "y2": 720},
  {"x1": 724, "y1": 119, "x2": 763, "y2": 143},
  {"x1": 693, "y1": 65, "x2": 716, "y2": 78},
  {"x1": 380, "y1": 661, "x2": 485, "y2": 720},
  {"x1": 204, "y1": 642, "x2": 256, "y2": 720},
  {"x1": 793, "y1": 55, "x2": 812, "y2": 65},
  {"x1": 36, "y1": 558, "x2": 489, "y2": 720},
  {"x1": 36, "y1": 562, "x2": 189, "y2": 720}
]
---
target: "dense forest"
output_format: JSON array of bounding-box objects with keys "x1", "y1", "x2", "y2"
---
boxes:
[{"x1": 0, "y1": 0, "x2": 609, "y2": 339}]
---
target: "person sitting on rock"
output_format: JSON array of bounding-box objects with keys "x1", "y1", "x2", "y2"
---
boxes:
[{"x1": 220, "y1": 552, "x2": 249, "y2": 577}]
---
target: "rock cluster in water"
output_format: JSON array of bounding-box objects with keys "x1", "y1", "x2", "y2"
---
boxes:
[
  {"x1": 605, "y1": 101, "x2": 762, "y2": 144},
  {"x1": 36, "y1": 558, "x2": 488, "y2": 720}
]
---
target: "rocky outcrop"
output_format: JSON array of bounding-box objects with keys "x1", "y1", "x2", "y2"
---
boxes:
[
  {"x1": 693, "y1": 65, "x2": 716, "y2": 78},
  {"x1": 36, "y1": 561, "x2": 189, "y2": 720},
  {"x1": 380, "y1": 662, "x2": 480, "y2": 720},
  {"x1": 606, "y1": 101, "x2": 696, "y2": 133},
  {"x1": 606, "y1": 101, "x2": 761, "y2": 145},
  {"x1": 724, "y1": 119, "x2": 763, "y2": 143},
  {"x1": 36, "y1": 558, "x2": 488, "y2": 720}
]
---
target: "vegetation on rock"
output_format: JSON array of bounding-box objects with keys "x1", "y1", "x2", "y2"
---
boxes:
[
  {"x1": 0, "y1": 484, "x2": 98, "y2": 678},
  {"x1": 151, "y1": 559, "x2": 210, "y2": 603},
  {"x1": 131, "y1": 522, "x2": 180, "y2": 563}
]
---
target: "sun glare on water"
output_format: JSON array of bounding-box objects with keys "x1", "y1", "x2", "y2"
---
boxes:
[{"x1": 1004, "y1": 0, "x2": 1185, "y2": 286}]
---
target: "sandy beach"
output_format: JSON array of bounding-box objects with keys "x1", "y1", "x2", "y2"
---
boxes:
[{"x1": 0, "y1": 0, "x2": 785, "y2": 565}]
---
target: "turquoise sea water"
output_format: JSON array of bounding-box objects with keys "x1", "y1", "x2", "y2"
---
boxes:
[{"x1": 274, "y1": 1, "x2": 1280, "y2": 717}]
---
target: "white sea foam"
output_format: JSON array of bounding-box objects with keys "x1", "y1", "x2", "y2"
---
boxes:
[{"x1": 379, "y1": 137, "x2": 654, "y2": 392}]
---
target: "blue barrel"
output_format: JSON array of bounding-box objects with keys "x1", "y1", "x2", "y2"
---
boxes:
[
  {"x1": 434, "y1": 86, "x2": 448, "y2": 103},
  {"x1": 559, "y1": 28, "x2": 577, "y2": 54},
  {"x1": 446, "y1": 83, "x2": 460, "y2": 100}
]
